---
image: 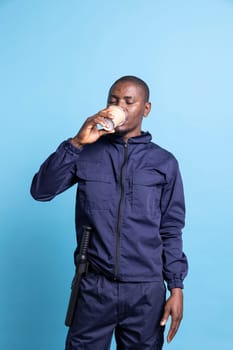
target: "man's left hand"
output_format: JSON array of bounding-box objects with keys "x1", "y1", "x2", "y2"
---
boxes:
[{"x1": 160, "y1": 288, "x2": 183, "y2": 343}]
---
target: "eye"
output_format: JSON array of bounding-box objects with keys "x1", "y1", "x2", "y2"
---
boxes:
[{"x1": 108, "y1": 100, "x2": 117, "y2": 105}]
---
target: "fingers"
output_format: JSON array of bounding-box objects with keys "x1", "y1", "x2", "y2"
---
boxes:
[
  {"x1": 167, "y1": 315, "x2": 182, "y2": 343},
  {"x1": 160, "y1": 292, "x2": 183, "y2": 343},
  {"x1": 82, "y1": 107, "x2": 115, "y2": 132},
  {"x1": 72, "y1": 109, "x2": 116, "y2": 148},
  {"x1": 160, "y1": 309, "x2": 182, "y2": 343},
  {"x1": 97, "y1": 108, "x2": 115, "y2": 120},
  {"x1": 84, "y1": 114, "x2": 105, "y2": 129},
  {"x1": 87, "y1": 112, "x2": 113, "y2": 130}
]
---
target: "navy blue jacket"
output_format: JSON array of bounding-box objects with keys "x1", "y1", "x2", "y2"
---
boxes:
[{"x1": 31, "y1": 132, "x2": 188, "y2": 289}]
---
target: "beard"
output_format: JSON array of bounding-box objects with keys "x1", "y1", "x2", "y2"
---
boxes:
[{"x1": 114, "y1": 122, "x2": 142, "y2": 137}]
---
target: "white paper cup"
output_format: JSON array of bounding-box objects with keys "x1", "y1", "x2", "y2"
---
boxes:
[{"x1": 103, "y1": 105, "x2": 126, "y2": 131}]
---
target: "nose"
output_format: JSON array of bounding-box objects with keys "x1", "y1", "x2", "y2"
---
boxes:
[{"x1": 116, "y1": 99, "x2": 127, "y2": 112}]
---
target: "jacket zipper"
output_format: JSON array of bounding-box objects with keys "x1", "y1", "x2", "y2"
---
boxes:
[{"x1": 114, "y1": 142, "x2": 128, "y2": 280}]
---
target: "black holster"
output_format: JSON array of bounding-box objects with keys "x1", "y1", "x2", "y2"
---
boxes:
[{"x1": 65, "y1": 225, "x2": 92, "y2": 327}]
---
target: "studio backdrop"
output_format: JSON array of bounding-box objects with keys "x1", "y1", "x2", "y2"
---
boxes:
[{"x1": 0, "y1": 1, "x2": 233, "y2": 349}]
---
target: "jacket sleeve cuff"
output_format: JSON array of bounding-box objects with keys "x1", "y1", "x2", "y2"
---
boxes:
[
  {"x1": 167, "y1": 278, "x2": 184, "y2": 290},
  {"x1": 62, "y1": 139, "x2": 84, "y2": 155}
]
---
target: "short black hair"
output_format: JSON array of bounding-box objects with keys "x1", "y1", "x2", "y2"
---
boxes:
[{"x1": 109, "y1": 75, "x2": 150, "y2": 102}]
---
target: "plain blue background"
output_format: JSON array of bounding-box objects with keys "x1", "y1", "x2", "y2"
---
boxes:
[{"x1": 1, "y1": 0, "x2": 233, "y2": 349}]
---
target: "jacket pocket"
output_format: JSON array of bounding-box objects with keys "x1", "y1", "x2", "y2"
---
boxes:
[
  {"x1": 132, "y1": 170, "x2": 164, "y2": 214},
  {"x1": 76, "y1": 162, "x2": 112, "y2": 211}
]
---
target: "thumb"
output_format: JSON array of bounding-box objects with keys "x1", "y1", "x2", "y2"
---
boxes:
[{"x1": 160, "y1": 307, "x2": 170, "y2": 326}]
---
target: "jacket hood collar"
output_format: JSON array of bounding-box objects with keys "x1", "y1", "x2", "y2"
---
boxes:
[{"x1": 106, "y1": 131, "x2": 152, "y2": 144}]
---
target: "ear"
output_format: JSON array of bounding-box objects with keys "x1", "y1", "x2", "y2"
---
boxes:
[{"x1": 143, "y1": 102, "x2": 151, "y2": 118}]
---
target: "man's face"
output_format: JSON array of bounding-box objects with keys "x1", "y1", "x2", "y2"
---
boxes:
[{"x1": 107, "y1": 81, "x2": 151, "y2": 140}]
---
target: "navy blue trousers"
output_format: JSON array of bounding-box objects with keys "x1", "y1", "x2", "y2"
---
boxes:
[{"x1": 65, "y1": 272, "x2": 166, "y2": 350}]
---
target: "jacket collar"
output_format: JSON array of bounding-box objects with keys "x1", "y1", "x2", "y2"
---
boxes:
[{"x1": 105, "y1": 131, "x2": 152, "y2": 144}]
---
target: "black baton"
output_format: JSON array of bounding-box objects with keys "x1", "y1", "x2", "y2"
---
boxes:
[{"x1": 65, "y1": 225, "x2": 92, "y2": 327}]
